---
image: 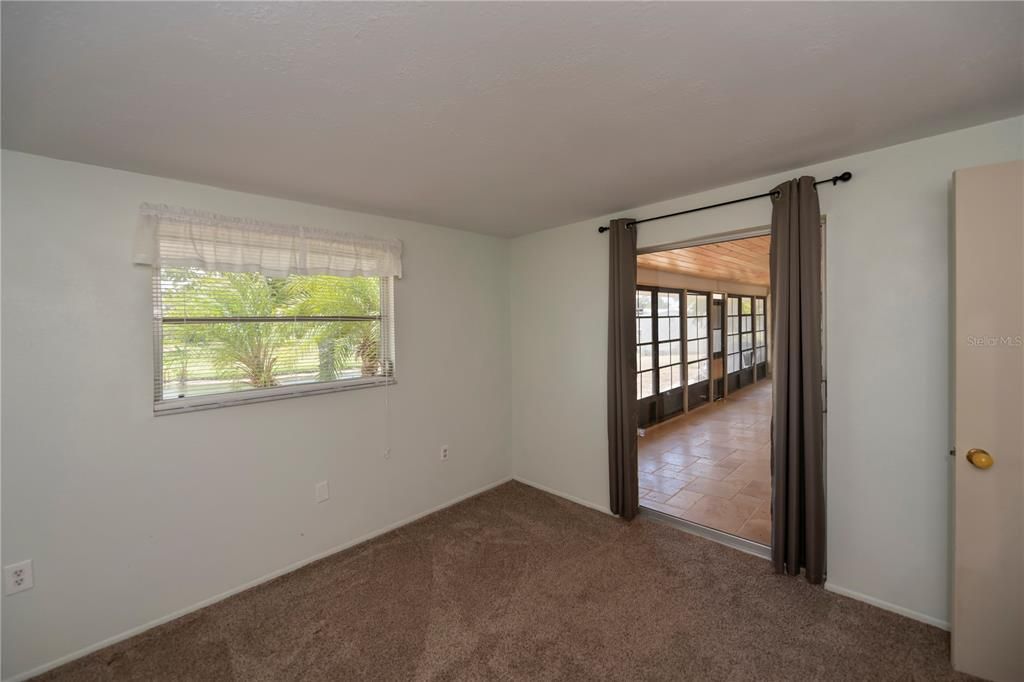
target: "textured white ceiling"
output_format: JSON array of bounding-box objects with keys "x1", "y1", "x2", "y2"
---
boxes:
[{"x1": 3, "y1": 2, "x2": 1022, "y2": 237}]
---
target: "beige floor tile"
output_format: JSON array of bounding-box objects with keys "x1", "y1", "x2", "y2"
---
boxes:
[
  {"x1": 688, "y1": 443, "x2": 737, "y2": 461},
  {"x1": 729, "y1": 493, "x2": 763, "y2": 517},
  {"x1": 686, "y1": 460, "x2": 741, "y2": 481},
  {"x1": 683, "y1": 476, "x2": 746, "y2": 499},
  {"x1": 722, "y1": 438, "x2": 769, "y2": 453},
  {"x1": 656, "y1": 452, "x2": 704, "y2": 468},
  {"x1": 717, "y1": 453, "x2": 763, "y2": 469},
  {"x1": 737, "y1": 516, "x2": 771, "y2": 545},
  {"x1": 724, "y1": 461, "x2": 771, "y2": 484},
  {"x1": 678, "y1": 495, "x2": 757, "y2": 534},
  {"x1": 644, "y1": 490, "x2": 674, "y2": 503},
  {"x1": 638, "y1": 458, "x2": 665, "y2": 474},
  {"x1": 639, "y1": 472, "x2": 688, "y2": 496},
  {"x1": 740, "y1": 478, "x2": 772, "y2": 498},
  {"x1": 724, "y1": 447, "x2": 770, "y2": 461},
  {"x1": 665, "y1": 490, "x2": 703, "y2": 510},
  {"x1": 641, "y1": 500, "x2": 681, "y2": 516},
  {"x1": 653, "y1": 465, "x2": 699, "y2": 484}
]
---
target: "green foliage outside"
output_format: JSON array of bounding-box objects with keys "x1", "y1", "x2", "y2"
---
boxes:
[{"x1": 160, "y1": 268, "x2": 384, "y2": 398}]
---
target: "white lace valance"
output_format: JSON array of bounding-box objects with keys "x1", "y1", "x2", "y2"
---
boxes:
[{"x1": 133, "y1": 204, "x2": 402, "y2": 278}]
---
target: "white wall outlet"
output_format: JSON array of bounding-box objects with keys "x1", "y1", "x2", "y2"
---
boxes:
[
  {"x1": 4, "y1": 560, "x2": 34, "y2": 595},
  {"x1": 440, "y1": 445, "x2": 449, "y2": 461},
  {"x1": 314, "y1": 480, "x2": 329, "y2": 504}
]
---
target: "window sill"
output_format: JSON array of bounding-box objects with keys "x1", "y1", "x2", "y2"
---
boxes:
[{"x1": 153, "y1": 377, "x2": 397, "y2": 416}]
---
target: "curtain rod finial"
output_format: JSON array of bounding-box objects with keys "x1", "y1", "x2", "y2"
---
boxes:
[
  {"x1": 834, "y1": 171, "x2": 853, "y2": 185},
  {"x1": 598, "y1": 225, "x2": 610, "y2": 233}
]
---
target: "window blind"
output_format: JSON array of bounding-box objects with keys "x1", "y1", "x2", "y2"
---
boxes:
[
  {"x1": 134, "y1": 203, "x2": 402, "y2": 279},
  {"x1": 135, "y1": 205, "x2": 400, "y2": 413}
]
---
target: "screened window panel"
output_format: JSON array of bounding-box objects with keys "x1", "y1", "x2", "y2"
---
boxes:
[
  {"x1": 741, "y1": 333, "x2": 753, "y2": 350},
  {"x1": 637, "y1": 344, "x2": 653, "y2": 371},
  {"x1": 755, "y1": 330, "x2": 766, "y2": 348},
  {"x1": 755, "y1": 298, "x2": 765, "y2": 314},
  {"x1": 659, "y1": 366, "x2": 672, "y2": 392},
  {"x1": 637, "y1": 318, "x2": 653, "y2": 344},
  {"x1": 636, "y1": 291, "x2": 652, "y2": 317},
  {"x1": 755, "y1": 347, "x2": 767, "y2": 364},
  {"x1": 742, "y1": 350, "x2": 754, "y2": 368},
  {"x1": 742, "y1": 317, "x2": 752, "y2": 332},
  {"x1": 658, "y1": 292, "x2": 680, "y2": 316},
  {"x1": 638, "y1": 371, "x2": 654, "y2": 399},
  {"x1": 154, "y1": 267, "x2": 395, "y2": 412},
  {"x1": 688, "y1": 359, "x2": 710, "y2": 385}
]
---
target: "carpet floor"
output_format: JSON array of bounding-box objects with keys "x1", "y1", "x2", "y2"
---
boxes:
[{"x1": 39, "y1": 481, "x2": 971, "y2": 681}]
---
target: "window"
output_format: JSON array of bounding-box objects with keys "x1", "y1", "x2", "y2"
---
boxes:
[
  {"x1": 657, "y1": 291, "x2": 682, "y2": 393},
  {"x1": 754, "y1": 297, "x2": 767, "y2": 364},
  {"x1": 135, "y1": 204, "x2": 401, "y2": 413},
  {"x1": 726, "y1": 296, "x2": 740, "y2": 373},
  {"x1": 636, "y1": 287, "x2": 683, "y2": 400},
  {"x1": 740, "y1": 296, "x2": 754, "y2": 369},
  {"x1": 636, "y1": 290, "x2": 654, "y2": 399},
  {"x1": 685, "y1": 292, "x2": 709, "y2": 385},
  {"x1": 727, "y1": 295, "x2": 766, "y2": 373}
]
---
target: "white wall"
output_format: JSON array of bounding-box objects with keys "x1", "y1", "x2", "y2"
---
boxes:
[
  {"x1": 0, "y1": 152, "x2": 511, "y2": 679},
  {"x1": 509, "y1": 116, "x2": 1024, "y2": 627}
]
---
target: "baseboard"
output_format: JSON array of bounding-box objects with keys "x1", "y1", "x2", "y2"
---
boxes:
[
  {"x1": 824, "y1": 582, "x2": 950, "y2": 631},
  {"x1": 4, "y1": 476, "x2": 514, "y2": 682},
  {"x1": 511, "y1": 476, "x2": 615, "y2": 516}
]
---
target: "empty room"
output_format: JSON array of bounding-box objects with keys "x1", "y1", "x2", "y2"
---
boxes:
[{"x1": 1, "y1": 3, "x2": 1022, "y2": 681}]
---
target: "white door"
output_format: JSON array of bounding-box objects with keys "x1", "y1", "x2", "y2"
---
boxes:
[{"x1": 952, "y1": 160, "x2": 1023, "y2": 682}]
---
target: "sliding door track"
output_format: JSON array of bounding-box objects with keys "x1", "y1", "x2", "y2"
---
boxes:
[{"x1": 640, "y1": 505, "x2": 771, "y2": 560}]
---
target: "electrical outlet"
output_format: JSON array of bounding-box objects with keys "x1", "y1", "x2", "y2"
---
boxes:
[
  {"x1": 4, "y1": 560, "x2": 34, "y2": 595},
  {"x1": 314, "y1": 480, "x2": 329, "y2": 504},
  {"x1": 440, "y1": 445, "x2": 449, "y2": 461}
]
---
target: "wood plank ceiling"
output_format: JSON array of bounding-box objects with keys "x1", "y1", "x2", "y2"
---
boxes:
[{"x1": 636, "y1": 235, "x2": 771, "y2": 287}]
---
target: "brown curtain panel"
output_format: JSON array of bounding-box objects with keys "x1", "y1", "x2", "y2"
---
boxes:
[
  {"x1": 769, "y1": 177, "x2": 826, "y2": 583},
  {"x1": 607, "y1": 218, "x2": 639, "y2": 520}
]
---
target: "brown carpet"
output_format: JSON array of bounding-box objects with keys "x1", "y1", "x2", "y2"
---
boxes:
[{"x1": 39, "y1": 481, "x2": 971, "y2": 681}]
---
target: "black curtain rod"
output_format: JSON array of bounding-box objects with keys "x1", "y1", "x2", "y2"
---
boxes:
[{"x1": 597, "y1": 171, "x2": 853, "y2": 233}]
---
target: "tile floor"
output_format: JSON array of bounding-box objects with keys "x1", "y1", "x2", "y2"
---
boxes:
[{"x1": 639, "y1": 380, "x2": 772, "y2": 545}]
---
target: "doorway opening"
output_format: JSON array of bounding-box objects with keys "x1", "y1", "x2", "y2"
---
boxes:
[{"x1": 635, "y1": 234, "x2": 772, "y2": 546}]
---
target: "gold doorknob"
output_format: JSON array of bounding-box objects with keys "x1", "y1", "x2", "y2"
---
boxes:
[{"x1": 966, "y1": 448, "x2": 994, "y2": 470}]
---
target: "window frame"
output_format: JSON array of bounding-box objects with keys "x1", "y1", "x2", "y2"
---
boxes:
[
  {"x1": 685, "y1": 291, "x2": 710, "y2": 387},
  {"x1": 635, "y1": 287, "x2": 655, "y2": 400},
  {"x1": 656, "y1": 290, "x2": 683, "y2": 395},
  {"x1": 152, "y1": 271, "x2": 397, "y2": 415}
]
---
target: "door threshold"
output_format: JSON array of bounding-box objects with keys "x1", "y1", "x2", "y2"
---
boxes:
[{"x1": 640, "y1": 505, "x2": 771, "y2": 560}]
